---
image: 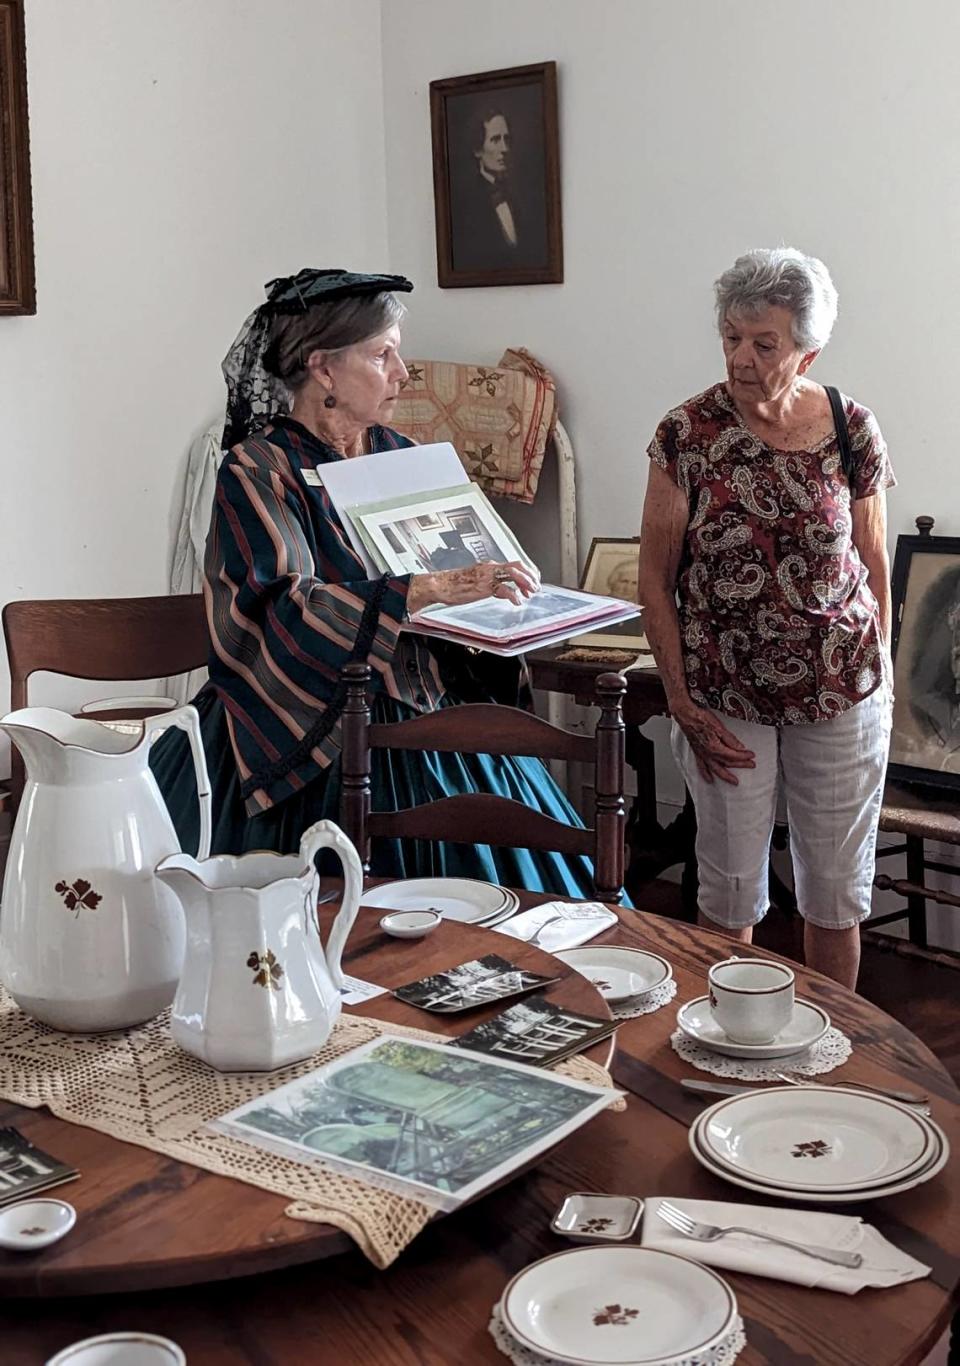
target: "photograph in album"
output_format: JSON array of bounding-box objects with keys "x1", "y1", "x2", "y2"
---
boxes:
[
  {"x1": 408, "y1": 585, "x2": 639, "y2": 646},
  {"x1": 348, "y1": 483, "x2": 532, "y2": 578}
]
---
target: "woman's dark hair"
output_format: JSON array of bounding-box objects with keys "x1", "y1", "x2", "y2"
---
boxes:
[{"x1": 262, "y1": 291, "x2": 406, "y2": 390}]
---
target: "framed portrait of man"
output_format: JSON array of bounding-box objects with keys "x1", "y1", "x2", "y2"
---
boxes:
[
  {"x1": 888, "y1": 528, "x2": 960, "y2": 793},
  {"x1": 429, "y1": 61, "x2": 563, "y2": 289},
  {"x1": 0, "y1": 0, "x2": 35, "y2": 315}
]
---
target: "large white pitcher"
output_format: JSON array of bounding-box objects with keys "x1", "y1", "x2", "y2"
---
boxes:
[
  {"x1": 155, "y1": 821, "x2": 362, "y2": 1072},
  {"x1": 0, "y1": 706, "x2": 211, "y2": 1031}
]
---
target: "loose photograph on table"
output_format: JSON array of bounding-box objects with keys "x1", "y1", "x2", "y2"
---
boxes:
[
  {"x1": 349, "y1": 483, "x2": 530, "y2": 578},
  {"x1": 451, "y1": 994, "x2": 617, "y2": 1066},
  {"x1": 888, "y1": 532, "x2": 960, "y2": 791},
  {"x1": 212, "y1": 1035, "x2": 616, "y2": 1211},
  {"x1": 393, "y1": 953, "x2": 557, "y2": 1014}
]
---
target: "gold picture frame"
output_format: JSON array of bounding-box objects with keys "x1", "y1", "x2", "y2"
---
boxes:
[{"x1": 576, "y1": 537, "x2": 648, "y2": 650}]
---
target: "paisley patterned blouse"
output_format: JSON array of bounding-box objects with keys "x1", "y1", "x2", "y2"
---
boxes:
[{"x1": 647, "y1": 384, "x2": 896, "y2": 726}]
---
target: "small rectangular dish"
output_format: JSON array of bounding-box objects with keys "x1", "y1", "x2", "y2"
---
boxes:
[{"x1": 551, "y1": 1191, "x2": 643, "y2": 1242}]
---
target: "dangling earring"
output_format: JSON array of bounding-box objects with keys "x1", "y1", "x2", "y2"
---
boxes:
[{"x1": 324, "y1": 394, "x2": 337, "y2": 409}]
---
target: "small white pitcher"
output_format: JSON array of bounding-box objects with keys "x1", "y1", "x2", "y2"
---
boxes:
[
  {"x1": 0, "y1": 705, "x2": 211, "y2": 1032},
  {"x1": 155, "y1": 820, "x2": 363, "y2": 1072}
]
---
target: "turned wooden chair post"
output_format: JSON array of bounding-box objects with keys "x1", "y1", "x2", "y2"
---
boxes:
[
  {"x1": 340, "y1": 662, "x2": 373, "y2": 871},
  {"x1": 593, "y1": 671, "x2": 627, "y2": 903}
]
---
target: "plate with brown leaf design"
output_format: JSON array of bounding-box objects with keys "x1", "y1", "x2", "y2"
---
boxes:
[
  {"x1": 500, "y1": 1245, "x2": 737, "y2": 1364},
  {"x1": 693, "y1": 1087, "x2": 939, "y2": 1192}
]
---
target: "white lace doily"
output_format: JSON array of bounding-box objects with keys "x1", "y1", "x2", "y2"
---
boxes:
[
  {"x1": 671, "y1": 1026, "x2": 851, "y2": 1080},
  {"x1": 611, "y1": 978, "x2": 678, "y2": 1021},
  {"x1": 489, "y1": 1302, "x2": 746, "y2": 1365}
]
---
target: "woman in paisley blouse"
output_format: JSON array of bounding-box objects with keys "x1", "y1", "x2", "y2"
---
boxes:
[{"x1": 638, "y1": 248, "x2": 894, "y2": 988}]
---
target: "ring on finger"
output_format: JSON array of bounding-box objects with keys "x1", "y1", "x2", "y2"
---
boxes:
[{"x1": 494, "y1": 568, "x2": 513, "y2": 584}]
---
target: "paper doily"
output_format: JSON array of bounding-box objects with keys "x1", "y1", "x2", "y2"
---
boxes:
[
  {"x1": 611, "y1": 978, "x2": 678, "y2": 1020},
  {"x1": 489, "y1": 1302, "x2": 746, "y2": 1365},
  {"x1": 670, "y1": 1026, "x2": 852, "y2": 1080}
]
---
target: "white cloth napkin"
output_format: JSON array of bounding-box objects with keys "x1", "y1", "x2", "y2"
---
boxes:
[
  {"x1": 492, "y1": 900, "x2": 618, "y2": 951},
  {"x1": 642, "y1": 1197, "x2": 930, "y2": 1294}
]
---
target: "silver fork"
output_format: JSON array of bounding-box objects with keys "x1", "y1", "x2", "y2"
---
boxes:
[
  {"x1": 655, "y1": 1200, "x2": 863, "y2": 1269},
  {"x1": 518, "y1": 913, "x2": 566, "y2": 947},
  {"x1": 773, "y1": 1072, "x2": 929, "y2": 1106}
]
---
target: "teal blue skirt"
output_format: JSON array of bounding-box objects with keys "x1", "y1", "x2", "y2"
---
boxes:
[{"x1": 150, "y1": 687, "x2": 600, "y2": 900}]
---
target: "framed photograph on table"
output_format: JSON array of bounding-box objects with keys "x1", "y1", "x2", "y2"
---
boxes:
[
  {"x1": 0, "y1": 0, "x2": 35, "y2": 315},
  {"x1": 429, "y1": 61, "x2": 563, "y2": 288},
  {"x1": 575, "y1": 537, "x2": 649, "y2": 652},
  {"x1": 888, "y1": 528, "x2": 960, "y2": 793}
]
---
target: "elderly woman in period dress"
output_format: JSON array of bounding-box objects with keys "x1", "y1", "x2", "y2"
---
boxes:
[
  {"x1": 152, "y1": 268, "x2": 595, "y2": 896},
  {"x1": 638, "y1": 248, "x2": 894, "y2": 988}
]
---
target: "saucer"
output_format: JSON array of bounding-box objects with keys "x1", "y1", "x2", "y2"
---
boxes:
[
  {"x1": 46, "y1": 1334, "x2": 185, "y2": 1366},
  {"x1": 0, "y1": 1199, "x2": 76, "y2": 1251},
  {"x1": 677, "y1": 995, "x2": 831, "y2": 1059},
  {"x1": 554, "y1": 947, "x2": 671, "y2": 1005}
]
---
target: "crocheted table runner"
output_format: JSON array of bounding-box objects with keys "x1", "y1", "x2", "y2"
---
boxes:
[{"x1": 0, "y1": 988, "x2": 617, "y2": 1268}]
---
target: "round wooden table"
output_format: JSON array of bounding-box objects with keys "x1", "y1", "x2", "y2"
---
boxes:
[{"x1": 1, "y1": 893, "x2": 957, "y2": 1366}]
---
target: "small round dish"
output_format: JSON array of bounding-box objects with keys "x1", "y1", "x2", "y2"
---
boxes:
[
  {"x1": 379, "y1": 909, "x2": 442, "y2": 939},
  {"x1": 46, "y1": 1333, "x2": 185, "y2": 1366},
  {"x1": 0, "y1": 1199, "x2": 76, "y2": 1252}
]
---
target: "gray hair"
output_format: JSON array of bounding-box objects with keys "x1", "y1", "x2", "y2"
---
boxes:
[
  {"x1": 714, "y1": 248, "x2": 838, "y2": 352},
  {"x1": 263, "y1": 291, "x2": 406, "y2": 391}
]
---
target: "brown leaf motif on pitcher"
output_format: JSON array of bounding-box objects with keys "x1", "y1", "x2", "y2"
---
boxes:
[
  {"x1": 247, "y1": 949, "x2": 284, "y2": 990},
  {"x1": 793, "y1": 1138, "x2": 832, "y2": 1159},
  {"x1": 54, "y1": 878, "x2": 103, "y2": 917},
  {"x1": 593, "y1": 1304, "x2": 639, "y2": 1327}
]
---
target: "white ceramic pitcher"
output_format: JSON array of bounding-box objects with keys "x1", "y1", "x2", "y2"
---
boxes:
[
  {"x1": 0, "y1": 705, "x2": 211, "y2": 1031},
  {"x1": 155, "y1": 820, "x2": 363, "y2": 1072}
]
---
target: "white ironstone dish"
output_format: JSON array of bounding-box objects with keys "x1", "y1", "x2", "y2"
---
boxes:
[
  {"x1": 0, "y1": 1198, "x2": 76, "y2": 1251},
  {"x1": 378, "y1": 910, "x2": 442, "y2": 939},
  {"x1": 554, "y1": 947, "x2": 672, "y2": 1005},
  {"x1": 45, "y1": 1335, "x2": 185, "y2": 1366},
  {"x1": 501, "y1": 1244, "x2": 738, "y2": 1365},
  {"x1": 360, "y1": 878, "x2": 517, "y2": 925},
  {"x1": 689, "y1": 1106, "x2": 949, "y2": 1203},
  {"x1": 551, "y1": 1192, "x2": 644, "y2": 1242},
  {"x1": 697, "y1": 1086, "x2": 933, "y2": 1191},
  {"x1": 677, "y1": 996, "x2": 831, "y2": 1059}
]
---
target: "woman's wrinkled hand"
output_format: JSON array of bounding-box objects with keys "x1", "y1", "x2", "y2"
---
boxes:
[
  {"x1": 408, "y1": 560, "x2": 540, "y2": 614},
  {"x1": 673, "y1": 698, "x2": 756, "y2": 785}
]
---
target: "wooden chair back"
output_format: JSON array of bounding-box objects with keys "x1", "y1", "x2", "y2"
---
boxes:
[
  {"x1": 3, "y1": 594, "x2": 208, "y2": 815},
  {"x1": 339, "y1": 661, "x2": 627, "y2": 902}
]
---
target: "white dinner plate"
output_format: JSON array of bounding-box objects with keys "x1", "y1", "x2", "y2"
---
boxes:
[
  {"x1": 696, "y1": 1087, "x2": 934, "y2": 1191},
  {"x1": 676, "y1": 996, "x2": 831, "y2": 1059},
  {"x1": 689, "y1": 1107, "x2": 949, "y2": 1204},
  {"x1": 555, "y1": 947, "x2": 672, "y2": 1005},
  {"x1": 360, "y1": 878, "x2": 516, "y2": 924},
  {"x1": 501, "y1": 1245, "x2": 737, "y2": 1365}
]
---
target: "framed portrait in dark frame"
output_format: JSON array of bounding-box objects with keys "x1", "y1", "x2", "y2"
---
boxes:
[
  {"x1": 888, "y1": 527, "x2": 960, "y2": 793},
  {"x1": 0, "y1": 0, "x2": 35, "y2": 315},
  {"x1": 429, "y1": 61, "x2": 563, "y2": 289}
]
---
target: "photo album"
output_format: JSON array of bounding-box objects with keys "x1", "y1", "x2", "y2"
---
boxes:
[{"x1": 316, "y1": 442, "x2": 640, "y2": 654}]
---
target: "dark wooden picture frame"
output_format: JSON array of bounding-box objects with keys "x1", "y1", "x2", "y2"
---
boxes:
[
  {"x1": 0, "y1": 0, "x2": 34, "y2": 315},
  {"x1": 429, "y1": 61, "x2": 562, "y2": 289},
  {"x1": 888, "y1": 523, "x2": 960, "y2": 793}
]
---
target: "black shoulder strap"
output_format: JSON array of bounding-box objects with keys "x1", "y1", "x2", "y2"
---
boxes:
[{"x1": 825, "y1": 385, "x2": 854, "y2": 484}]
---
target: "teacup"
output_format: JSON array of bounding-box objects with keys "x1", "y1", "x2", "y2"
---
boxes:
[
  {"x1": 46, "y1": 1334, "x2": 185, "y2": 1366},
  {"x1": 707, "y1": 957, "x2": 795, "y2": 1044}
]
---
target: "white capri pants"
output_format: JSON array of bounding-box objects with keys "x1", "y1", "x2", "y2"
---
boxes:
[{"x1": 670, "y1": 688, "x2": 892, "y2": 931}]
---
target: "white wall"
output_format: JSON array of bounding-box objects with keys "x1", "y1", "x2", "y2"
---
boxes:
[
  {"x1": 380, "y1": 0, "x2": 960, "y2": 945},
  {"x1": 0, "y1": 0, "x2": 388, "y2": 733}
]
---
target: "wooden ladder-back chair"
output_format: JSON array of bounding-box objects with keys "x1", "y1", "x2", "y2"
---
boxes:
[
  {"x1": 339, "y1": 661, "x2": 628, "y2": 903},
  {"x1": 2, "y1": 594, "x2": 207, "y2": 819}
]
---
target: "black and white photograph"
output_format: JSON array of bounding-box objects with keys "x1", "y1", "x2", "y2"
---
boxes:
[
  {"x1": 0, "y1": 1127, "x2": 77, "y2": 1205},
  {"x1": 351, "y1": 483, "x2": 528, "y2": 578},
  {"x1": 429, "y1": 61, "x2": 562, "y2": 288},
  {"x1": 451, "y1": 994, "x2": 617, "y2": 1067},
  {"x1": 392, "y1": 954, "x2": 557, "y2": 1014},
  {"x1": 889, "y1": 532, "x2": 960, "y2": 792},
  {"x1": 580, "y1": 537, "x2": 641, "y2": 605},
  {"x1": 412, "y1": 584, "x2": 638, "y2": 645}
]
